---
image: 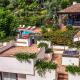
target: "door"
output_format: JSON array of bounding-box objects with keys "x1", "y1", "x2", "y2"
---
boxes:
[
  {"x1": 31, "y1": 36, "x2": 35, "y2": 44},
  {"x1": 0, "y1": 72, "x2": 2, "y2": 80}
]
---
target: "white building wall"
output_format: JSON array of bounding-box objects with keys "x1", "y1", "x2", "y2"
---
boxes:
[
  {"x1": 15, "y1": 39, "x2": 30, "y2": 46},
  {"x1": 53, "y1": 45, "x2": 69, "y2": 50},
  {"x1": 53, "y1": 51, "x2": 64, "y2": 54},
  {"x1": 62, "y1": 57, "x2": 79, "y2": 66},
  {"x1": 68, "y1": 73, "x2": 80, "y2": 80},
  {"x1": 0, "y1": 57, "x2": 34, "y2": 75},
  {"x1": 26, "y1": 70, "x2": 56, "y2": 80},
  {"x1": 73, "y1": 37, "x2": 80, "y2": 42},
  {"x1": 37, "y1": 47, "x2": 45, "y2": 59},
  {"x1": 53, "y1": 45, "x2": 69, "y2": 54}
]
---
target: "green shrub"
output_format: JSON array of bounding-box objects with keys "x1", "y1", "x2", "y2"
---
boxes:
[
  {"x1": 35, "y1": 60, "x2": 57, "y2": 76},
  {"x1": 66, "y1": 24, "x2": 73, "y2": 30},
  {"x1": 73, "y1": 41, "x2": 80, "y2": 49},
  {"x1": 38, "y1": 42, "x2": 48, "y2": 48},
  {"x1": 45, "y1": 48, "x2": 53, "y2": 53},
  {"x1": 66, "y1": 65, "x2": 80, "y2": 74},
  {"x1": 52, "y1": 24, "x2": 59, "y2": 31},
  {"x1": 15, "y1": 53, "x2": 36, "y2": 62},
  {"x1": 41, "y1": 27, "x2": 47, "y2": 33},
  {"x1": 0, "y1": 36, "x2": 15, "y2": 42}
]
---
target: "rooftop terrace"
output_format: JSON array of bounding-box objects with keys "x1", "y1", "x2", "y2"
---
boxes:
[{"x1": 0, "y1": 44, "x2": 40, "y2": 57}]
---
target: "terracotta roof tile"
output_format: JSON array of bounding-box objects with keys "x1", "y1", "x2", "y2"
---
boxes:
[{"x1": 58, "y1": 3, "x2": 80, "y2": 13}]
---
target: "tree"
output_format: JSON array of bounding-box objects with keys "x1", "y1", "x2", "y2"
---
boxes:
[
  {"x1": 61, "y1": 0, "x2": 70, "y2": 9},
  {"x1": 0, "y1": 0, "x2": 10, "y2": 7},
  {"x1": 0, "y1": 31, "x2": 6, "y2": 39},
  {"x1": 0, "y1": 9, "x2": 18, "y2": 38}
]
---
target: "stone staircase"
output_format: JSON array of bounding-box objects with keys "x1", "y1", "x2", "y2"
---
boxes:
[
  {"x1": 57, "y1": 65, "x2": 68, "y2": 80},
  {"x1": 57, "y1": 72, "x2": 68, "y2": 80}
]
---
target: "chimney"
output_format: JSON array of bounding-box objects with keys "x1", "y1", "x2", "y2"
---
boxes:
[{"x1": 73, "y1": 1, "x2": 77, "y2": 5}]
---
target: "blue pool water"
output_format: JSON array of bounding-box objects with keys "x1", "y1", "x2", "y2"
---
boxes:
[{"x1": 22, "y1": 31, "x2": 32, "y2": 35}]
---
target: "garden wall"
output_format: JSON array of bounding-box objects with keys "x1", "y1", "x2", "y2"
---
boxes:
[
  {"x1": 68, "y1": 73, "x2": 80, "y2": 80},
  {"x1": 15, "y1": 39, "x2": 30, "y2": 46},
  {"x1": 37, "y1": 47, "x2": 45, "y2": 59},
  {"x1": 62, "y1": 57, "x2": 79, "y2": 66},
  {"x1": 26, "y1": 70, "x2": 56, "y2": 80},
  {"x1": 53, "y1": 45, "x2": 69, "y2": 54}
]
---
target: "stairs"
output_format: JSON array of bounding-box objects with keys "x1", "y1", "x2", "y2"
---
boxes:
[{"x1": 57, "y1": 73, "x2": 68, "y2": 80}]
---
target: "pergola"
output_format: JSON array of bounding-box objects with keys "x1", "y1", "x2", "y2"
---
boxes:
[{"x1": 58, "y1": 3, "x2": 80, "y2": 26}]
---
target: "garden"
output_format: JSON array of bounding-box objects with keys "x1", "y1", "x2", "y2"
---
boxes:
[
  {"x1": 40, "y1": 24, "x2": 80, "y2": 48},
  {"x1": 15, "y1": 52, "x2": 57, "y2": 76},
  {"x1": 0, "y1": 0, "x2": 80, "y2": 42}
]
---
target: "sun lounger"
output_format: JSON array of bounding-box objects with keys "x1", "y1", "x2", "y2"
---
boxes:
[
  {"x1": 26, "y1": 26, "x2": 31, "y2": 30},
  {"x1": 30, "y1": 26, "x2": 36, "y2": 30},
  {"x1": 22, "y1": 25, "x2": 25, "y2": 27}
]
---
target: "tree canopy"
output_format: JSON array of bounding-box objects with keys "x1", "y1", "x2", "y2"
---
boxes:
[
  {"x1": 0, "y1": 8, "x2": 18, "y2": 40},
  {"x1": 0, "y1": 0, "x2": 79, "y2": 40}
]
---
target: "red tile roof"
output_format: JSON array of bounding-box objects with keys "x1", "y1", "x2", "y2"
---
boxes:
[
  {"x1": 58, "y1": 3, "x2": 80, "y2": 14},
  {"x1": 33, "y1": 28, "x2": 41, "y2": 33}
]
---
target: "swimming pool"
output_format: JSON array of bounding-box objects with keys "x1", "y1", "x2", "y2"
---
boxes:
[{"x1": 22, "y1": 30, "x2": 32, "y2": 35}]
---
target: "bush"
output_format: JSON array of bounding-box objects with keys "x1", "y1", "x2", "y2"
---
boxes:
[
  {"x1": 38, "y1": 42, "x2": 48, "y2": 48},
  {"x1": 41, "y1": 27, "x2": 47, "y2": 33},
  {"x1": 66, "y1": 65, "x2": 80, "y2": 74},
  {"x1": 66, "y1": 24, "x2": 73, "y2": 30},
  {"x1": 15, "y1": 53, "x2": 36, "y2": 62},
  {"x1": 45, "y1": 48, "x2": 53, "y2": 53},
  {"x1": 72, "y1": 41, "x2": 80, "y2": 49},
  {"x1": 52, "y1": 24, "x2": 59, "y2": 31},
  {"x1": 35, "y1": 60, "x2": 57, "y2": 76},
  {"x1": 0, "y1": 36, "x2": 15, "y2": 42}
]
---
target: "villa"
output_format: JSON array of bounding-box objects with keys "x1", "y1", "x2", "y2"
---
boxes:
[
  {"x1": 1, "y1": 0, "x2": 80, "y2": 80},
  {"x1": 58, "y1": 2, "x2": 80, "y2": 27},
  {"x1": 0, "y1": 25, "x2": 80, "y2": 80},
  {"x1": 0, "y1": 33, "x2": 56, "y2": 80},
  {"x1": 0, "y1": 44, "x2": 56, "y2": 80}
]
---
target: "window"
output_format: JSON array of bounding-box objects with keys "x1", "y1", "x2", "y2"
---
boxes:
[{"x1": 2, "y1": 72, "x2": 17, "y2": 80}]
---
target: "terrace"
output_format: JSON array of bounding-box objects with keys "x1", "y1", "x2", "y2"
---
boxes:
[{"x1": 0, "y1": 44, "x2": 39, "y2": 57}]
